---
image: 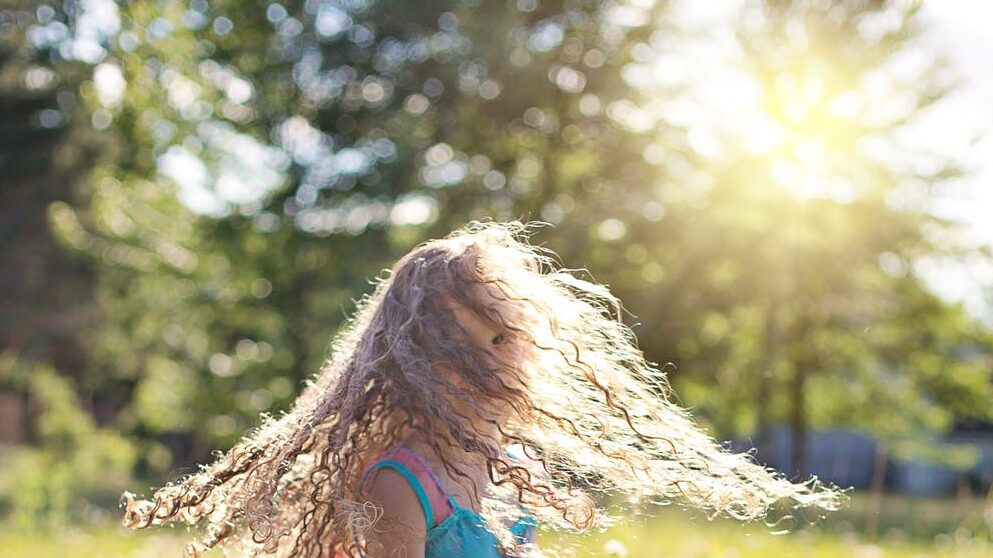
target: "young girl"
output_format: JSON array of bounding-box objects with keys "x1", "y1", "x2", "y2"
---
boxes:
[{"x1": 122, "y1": 220, "x2": 843, "y2": 557}]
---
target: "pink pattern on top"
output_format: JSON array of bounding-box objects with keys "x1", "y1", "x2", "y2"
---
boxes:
[{"x1": 359, "y1": 446, "x2": 455, "y2": 523}]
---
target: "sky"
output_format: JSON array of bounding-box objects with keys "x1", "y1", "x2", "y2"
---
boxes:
[
  {"x1": 919, "y1": 0, "x2": 993, "y2": 237},
  {"x1": 912, "y1": 0, "x2": 993, "y2": 323}
]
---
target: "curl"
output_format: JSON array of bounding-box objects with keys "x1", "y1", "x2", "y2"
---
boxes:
[{"x1": 122, "y1": 219, "x2": 845, "y2": 557}]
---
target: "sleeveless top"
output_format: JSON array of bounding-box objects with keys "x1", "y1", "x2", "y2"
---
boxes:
[{"x1": 356, "y1": 445, "x2": 538, "y2": 557}]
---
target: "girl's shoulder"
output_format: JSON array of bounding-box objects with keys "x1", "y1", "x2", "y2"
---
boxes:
[
  {"x1": 362, "y1": 465, "x2": 430, "y2": 519},
  {"x1": 360, "y1": 446, "x2": 456, "y2": 528},
  {"x1": 359, "y1": 469, "x2": 431, "y2": 558}
]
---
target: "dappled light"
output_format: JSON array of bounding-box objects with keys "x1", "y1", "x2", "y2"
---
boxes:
[{"x1": 1, "y1": 0, "x2": 992, "y2": 556}]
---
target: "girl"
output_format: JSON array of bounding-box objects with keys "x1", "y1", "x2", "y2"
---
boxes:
[{"x1": 122, "y1": 220, "x2": 843, "y2": 557}]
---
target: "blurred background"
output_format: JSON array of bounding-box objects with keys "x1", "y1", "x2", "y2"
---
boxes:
[{"x1": 1, "y1": 0, "x2": 992, "y2": 556}]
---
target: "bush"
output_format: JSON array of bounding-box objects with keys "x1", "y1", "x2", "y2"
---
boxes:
[{"x1": 0, "y1": 363, "x2": 136, "y2": 530}]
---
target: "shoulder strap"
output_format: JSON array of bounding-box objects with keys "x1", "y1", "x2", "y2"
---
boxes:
[
  {"x1": 510, "y1": 514, "x2": 538, "y2": 545},
  {"x1": 393, "y1": 447, "x2": 451, "y2": 496},
  {"x1": 392, "y1": 447, "x2": 459, "y2": 515},
  {"x1": 360, "y1": 460, "x2": 435, "y2": 530}
]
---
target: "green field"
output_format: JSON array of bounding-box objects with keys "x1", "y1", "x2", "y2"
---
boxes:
[{"x1": 2, "y1": 496, "x2": 990, "y2": 558}]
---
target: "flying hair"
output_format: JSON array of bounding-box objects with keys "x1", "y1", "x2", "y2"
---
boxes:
[{"x1": 121, "y1": 219, "x2": 845, "y2": 557}]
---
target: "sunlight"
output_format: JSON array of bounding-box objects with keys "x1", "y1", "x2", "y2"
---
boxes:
[
  {"x1": 655, "y1": 2, "x2": 917, "y2": 204},
  {"x1": 654, "y1": 0, "x2": 993, "y2": 325}
]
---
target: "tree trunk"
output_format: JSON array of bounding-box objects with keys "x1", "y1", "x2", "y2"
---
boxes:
[
  {"x1": 865, "y1": 442, "x2": 887, "y2": 539},
  {"x1": 790, "y1": 360, "x2": 807, "y2": 478},
  {"x1": 755, "y1": 294, "x2": 781, "y2": 465}
]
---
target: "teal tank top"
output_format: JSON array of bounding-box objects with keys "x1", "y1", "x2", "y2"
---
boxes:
[{"x1": 358, "y1": 446, "x2": 537, "y2": 557}]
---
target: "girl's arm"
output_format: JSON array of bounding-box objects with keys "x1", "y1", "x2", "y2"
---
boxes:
[{"x1": 361, "y1": 470, "x2": 427, "y2": 558}]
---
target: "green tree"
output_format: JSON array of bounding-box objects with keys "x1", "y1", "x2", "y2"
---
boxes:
[
  {"x1": 0, "y1": 0, "x2": 103, "y2": 385},
  {"x1": 0, "y1": 0, "x2": 142, "y2": 526}
]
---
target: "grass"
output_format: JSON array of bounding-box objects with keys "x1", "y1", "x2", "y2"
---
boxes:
[
  {"x1": 0, "y1": 495, "x2": 990, "y2": 557},
  {"x1": 550, "y1": 508, "x2": 993, "y2": 558}
]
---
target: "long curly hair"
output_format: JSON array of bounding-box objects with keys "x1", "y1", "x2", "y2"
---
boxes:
[{"x1": 122, "y1": 219, "x2": 844, "y2": 557}]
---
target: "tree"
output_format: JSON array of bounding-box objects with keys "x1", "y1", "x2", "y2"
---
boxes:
[
  {"x1": 609, "y1": 0, "x2": 993, "y2": 478},
  {"x1": 0, "y1": 0, "x2": 104, "y2": 389},
  {"x1": 48, "y1": 0, "x2": 678, "y2": 475},
  {"x1": 0, "y1": 0, "x2": 136, "y2": 527}
]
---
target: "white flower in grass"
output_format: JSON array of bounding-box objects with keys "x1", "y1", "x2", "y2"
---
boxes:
[{"x1": 604, "y1": 538, "x2": 629, "y2": 557}]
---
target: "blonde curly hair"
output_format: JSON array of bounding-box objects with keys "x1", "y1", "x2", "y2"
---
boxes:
[{"x1": 122, "y1": 219, "x2": 844, "y2": 557}]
